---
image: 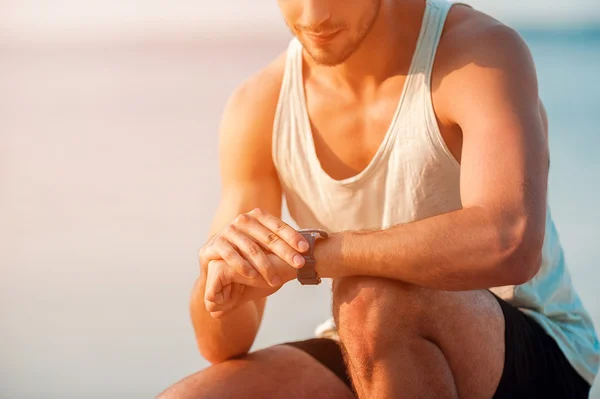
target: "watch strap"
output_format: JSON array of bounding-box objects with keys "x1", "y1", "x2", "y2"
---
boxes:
[{"x1": 297, "y1": 229, "x2": 328, "y2": 285}]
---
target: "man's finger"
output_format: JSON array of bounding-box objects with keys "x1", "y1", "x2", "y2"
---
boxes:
[
  {"x1": 235, "y1": 211, "x2": 306, "y2": 272},
  {"x1": 249, "y1": 209, "x2": 309, "y2": 253},
  {"x1": 204, "y1": 260, "x2": 226, "y2": 304},
  {"x1": 222, "y1": 283, "x2": 232, "y2": 303},
  {"x1": 210, "y1": 311, "x2": 227, "y2": 319},
  {"x1": 208, "y1": 285, "x2": 280, "y2": 317},
  {"x1": 223, "y1": 227, "x2": 282, "y2": 286},
  {"x1": 212, "y1": 236, "x2": 258, "y2": 279},
  {"x1": 205, "y1": 287, "x2": 241, "y2": 315}
]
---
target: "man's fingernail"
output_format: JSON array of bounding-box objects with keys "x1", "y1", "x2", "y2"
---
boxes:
[
  {"x1": 293, "y1": 254, "x2": 305, "y2": 267},
  {"x1": 271, "y1": 276, "x2": 282, "y2": 286},
  {"x1": 298, "y1": 241, "x2": 309, "y2": 252},
  {"x1": 247, "y1": 269, "x2": 258, "y2": 278}
]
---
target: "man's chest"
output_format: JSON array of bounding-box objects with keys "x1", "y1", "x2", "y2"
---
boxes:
[{"x1": 304, "y1": 77, "x2": 462, "y2": 181}]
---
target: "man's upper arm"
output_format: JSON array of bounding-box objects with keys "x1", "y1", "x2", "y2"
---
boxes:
[
  {"x1": 441, "y1": 23, "x2": 549, "y2": 261},
  {"x1": 210, "y1": 54, "x2": 286, "y2": 232}
]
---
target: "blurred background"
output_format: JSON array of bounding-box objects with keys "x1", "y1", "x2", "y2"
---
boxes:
[{"x1": 1, "y1": 1, "x2": 599, "y2": 398}]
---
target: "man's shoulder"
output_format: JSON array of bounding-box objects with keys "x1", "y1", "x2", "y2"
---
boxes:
[
  {"x1": 432, "y1": 5, "x2": 539, "y2": 125},
  {"x1": 437, "y1": 5, "x2": 533, "y2": 76},
  {"x1": 224, "y1": 50, "x2": 288, "y2": 128},
  {"x1": 217, "y1": 48, "x2": 289, "y2": 169}
]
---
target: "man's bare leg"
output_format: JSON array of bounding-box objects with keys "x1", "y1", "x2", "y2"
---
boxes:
[
  {"x1": 156, "y1": 345, "x2": 356, "y2": 399},
  {"x1": 333, "y1": 277, "x2": 505, "y2": 399}
]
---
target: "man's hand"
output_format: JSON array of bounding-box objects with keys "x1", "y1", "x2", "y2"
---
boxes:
[
  {"x1": 203, "y1": 254, "x2": 297, "y2": 319},
  {"x1": 199, "y1": 208, "x2": 309, "y2": 287}
]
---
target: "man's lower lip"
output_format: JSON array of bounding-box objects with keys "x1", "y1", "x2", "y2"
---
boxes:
[{"x1": 306, "y1": 31, "x2": 340, "y2": 44}]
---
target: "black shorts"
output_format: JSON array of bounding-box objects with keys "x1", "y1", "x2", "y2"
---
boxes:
[{"x1": 283, "y1": 294, "x2": 591, "y2": 398}]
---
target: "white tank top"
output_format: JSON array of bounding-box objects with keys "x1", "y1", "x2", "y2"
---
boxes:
[{"x1": 272, "y1": 0, "x2": 599, "y2": 384}]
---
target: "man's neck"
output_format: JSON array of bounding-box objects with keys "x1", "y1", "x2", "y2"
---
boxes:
[{"x1": 305, "y1": 0, "x2": 427, "y2": 94}]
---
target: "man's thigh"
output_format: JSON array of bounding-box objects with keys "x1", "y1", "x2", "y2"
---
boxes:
[
  {"x1": 422, "y1": 288, "x2": 506, "y2": 398},
  {"x1": 156, "y1": 345, "x2": 356, "y2": 399},
  {"x1": 417, "y1": 287, "x2": 590, "y2": 398}
]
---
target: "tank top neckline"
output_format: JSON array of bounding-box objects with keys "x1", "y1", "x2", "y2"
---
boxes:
[{"x1": 293, "y1": 1, "x2": 437, "y2": 187}]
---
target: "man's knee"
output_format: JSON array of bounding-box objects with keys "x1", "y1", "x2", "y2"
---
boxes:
[
  {"x1": 332, "y1": 277, "x2": 429, "y2": 353},
  {"x1": 155, "y1": 374, "x2": 208, "y2": 399},
  {"x1": 155, "y1": 365, "x2": 226, "y2": 399},
  {"x1": 333, "y1": 277, "x2": 501, "y2": 345}
]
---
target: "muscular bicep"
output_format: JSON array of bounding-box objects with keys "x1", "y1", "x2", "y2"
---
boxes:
[{"x1": 447, "y1": 25, "x2": 548, "y2": 238}]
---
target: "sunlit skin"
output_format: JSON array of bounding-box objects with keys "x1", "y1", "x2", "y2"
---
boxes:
[{"x1": 154, "y1": 0, "x2": 573, "y2": 398}]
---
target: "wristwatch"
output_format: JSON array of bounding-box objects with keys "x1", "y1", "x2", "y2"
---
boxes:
[{"x1": 297, "y1": 228, "x2": 329, "y2": 285}]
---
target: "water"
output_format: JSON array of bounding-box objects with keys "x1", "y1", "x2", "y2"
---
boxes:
[
  {"x1": 523, "y1": 28, "x2": 600, "y2": 398},
  {"x1": 1, "y1": 28, "x2": 599, "y2": 398}
]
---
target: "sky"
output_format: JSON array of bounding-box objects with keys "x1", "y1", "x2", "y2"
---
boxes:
[{"x1": 2, "y1": 0, "x2": 600, "y2": 41}]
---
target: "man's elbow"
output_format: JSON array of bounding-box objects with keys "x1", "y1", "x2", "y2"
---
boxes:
[
  {"x1": 508, "y1": 246, "x2": 543, "y2": 286},
  {"x1": 496, "y1": 217, "x2": 545, "y2": 286}
]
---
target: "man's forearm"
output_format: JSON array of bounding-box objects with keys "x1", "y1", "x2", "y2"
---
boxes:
[
  {"x1": 190, "y1": 275, "x2": 263, "y2": 363},
  {"x1": 315, "y1": 206, "x2": 543, "y2": 291}
]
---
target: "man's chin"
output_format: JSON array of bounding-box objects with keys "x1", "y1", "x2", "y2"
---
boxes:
[{"x1": 306, "y1": 50, "x2": 348, "y2": 67}]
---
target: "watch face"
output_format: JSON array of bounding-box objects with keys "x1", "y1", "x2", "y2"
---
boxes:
[{"x1": 298, "y1": 228, "x2": 329, "y2": 238}]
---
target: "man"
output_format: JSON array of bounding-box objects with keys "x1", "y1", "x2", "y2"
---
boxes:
[{"x1": 158, "y1": 0, "x2": 599, "y2": 397}]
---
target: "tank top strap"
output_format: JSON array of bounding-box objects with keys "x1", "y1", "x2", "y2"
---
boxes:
[{"x1": 410, "y1": 0, "x2": 455, "y2": 80}]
